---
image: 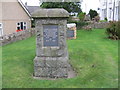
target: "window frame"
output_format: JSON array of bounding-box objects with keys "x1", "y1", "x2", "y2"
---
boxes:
[
  {"x1": 23, "y1": 22, "x2": 27, "y2": 30},
  {"x1": 16, "y1": 22, "x2": 27, "y2": 30}
]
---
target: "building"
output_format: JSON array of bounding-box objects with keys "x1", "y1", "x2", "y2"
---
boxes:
[
  {"x1": 0, "y1": 0, "x2": 32, "y2": 36},
  {"x1": 99, "y1": 0, "x2": 120, "y2": 21},
  {"x1": 119, "y1": 1, "x2": 120, "y2": 20}
]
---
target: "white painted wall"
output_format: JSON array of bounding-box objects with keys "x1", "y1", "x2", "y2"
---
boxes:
[{"x1": 99, "y1": 0, "x2": 120, "y2": 21}]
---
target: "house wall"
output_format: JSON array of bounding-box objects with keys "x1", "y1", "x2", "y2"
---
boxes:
[
  {"x1": 0, "y1": 2, "x2": 2, "y2": 21},
  {"x1": 99, "y1": 0, "x2": 107, "y2": 20},
  {"x1": 0, "y1": 2, "x2": 3, "y2": 36},
  {"x1": 2, "y1": 20, "x2": 31, "y2": 35},
  {"x1": 0, "y1": 1, "x2": 31, "y2": 35},
  {"x1": 99, "y1": 0, "x2": 120, "y2": 21},
  {"x1": 119, "y1": 1, "x2": 120, "y2": 20}
]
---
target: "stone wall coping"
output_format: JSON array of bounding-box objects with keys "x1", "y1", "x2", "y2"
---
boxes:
[
  {"x1": 0, "y1": 29, "x2": 35, "y2": 46},
  {"x1": 31, "y1": 8, "x2": 69, "y2": 18},
  {"x1": 67, "y1": 23, "x2": 76, "y2": 28}
]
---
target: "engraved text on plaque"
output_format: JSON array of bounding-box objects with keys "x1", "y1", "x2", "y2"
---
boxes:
[{"x1": 43, "y1": 25, "x2": 58, "y2": 47}]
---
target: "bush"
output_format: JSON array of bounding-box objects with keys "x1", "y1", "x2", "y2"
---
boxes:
[
  {"x1": 94, "y1": 15, "x2": 100, "y2": 22},
  {"x1": 100, "y1": 20, "x2": 107, "y2": 22},
  {"x1": 76, "y1": 21, "x2": 89, "y2": 30},
  {"x1": 104, "y1": 17, "x2": 108, "y2": 21},
  {"x1": 106, "y1": 21, "x2": 120, "y2": 40}
]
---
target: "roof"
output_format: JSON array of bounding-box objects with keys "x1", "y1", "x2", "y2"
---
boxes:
[
  {"x1": 26, "y1": 6, "x2": 40, "y2": 14},
  {"x1": 17, "y1": 0, "x2": 31, "y2": 17},
  {"x1": 32, "y1": 8, "x2": 69, "y2": 18}
]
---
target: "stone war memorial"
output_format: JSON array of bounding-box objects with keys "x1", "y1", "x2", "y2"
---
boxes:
[{"x1": 32, "y1": 8, "x2": 72, "y2": 78}]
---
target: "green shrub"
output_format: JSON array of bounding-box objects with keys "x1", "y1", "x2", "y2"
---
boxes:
[
  {"x1": 116, "y1": 21, "x2": 120, "y2": 38},
  {"x1": 104, "y1": 17, "x2": 108, "y2": 21},
  {"x1": 100, "y1": 20, "x2": 107, "y2": 22},
  {"x1": 106, "y1": 21, "x2": 120, "y2": 40}
]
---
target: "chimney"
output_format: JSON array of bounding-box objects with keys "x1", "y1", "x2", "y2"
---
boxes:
[
  {"x1": 25, "y1": 2, "x2": 28, "y2": 9},
  {"x1": 25, "y1": 2, "x2": 27, "y2": 6}
]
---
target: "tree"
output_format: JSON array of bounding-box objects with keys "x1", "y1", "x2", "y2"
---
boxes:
[
  {"x1": 88, "y1": 9, "x2": 98, "y2": 20},
  {"x1": 40, "y1": 2, "x2": 82, "y2": 13},
  {"x1": 78, "y1": 12, "x2": 86, "y2": 21}
]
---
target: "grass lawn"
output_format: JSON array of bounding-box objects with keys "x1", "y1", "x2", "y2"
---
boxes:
[{"x1": 2, "y1": 29, "x2": 118, "y2": 88}]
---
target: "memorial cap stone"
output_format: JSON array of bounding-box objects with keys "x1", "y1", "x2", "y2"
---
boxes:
[{"x1": 32, "y1": 8, "x2": 69, "y2": 18}]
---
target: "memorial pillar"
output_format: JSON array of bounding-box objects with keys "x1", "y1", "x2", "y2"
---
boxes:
[{"x1": 32, "y1": 9, "x2": 70, "y2": 78}]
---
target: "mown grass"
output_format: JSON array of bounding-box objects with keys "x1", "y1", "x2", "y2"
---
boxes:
[{"x1": 2, "y1": 29, "x2": 118, "y2": 88}]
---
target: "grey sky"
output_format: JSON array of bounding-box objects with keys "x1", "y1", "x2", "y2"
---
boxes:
[
  {"x1": 21, "y1": 0, "x2": 40, "y2": 6},
  {"x1": 21, "y1": 0, "x2": 100, "y2": 13},
  {"x1": 81, "y1": 0, "x2": 100, "y2": 14}
]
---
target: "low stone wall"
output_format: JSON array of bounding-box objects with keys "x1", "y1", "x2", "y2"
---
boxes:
[
  {"x1": 90, "y1": 22, "x2": 109, "y2": 29},
  {"x1": 0, "y1": 28, "x2": 35, "y2": 46}
]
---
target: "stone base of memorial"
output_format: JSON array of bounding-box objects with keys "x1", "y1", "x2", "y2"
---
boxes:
[
  {"x1": 32, "y1": 9, "x2": 71, "y2": 78},
  {"x1": 34, "y1": 56, "x2": 69, "y2": 78}
]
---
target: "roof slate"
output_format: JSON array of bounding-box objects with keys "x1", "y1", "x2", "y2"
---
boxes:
[
  {"x1": 18, "y1": 0, "x2": 31, "y2": 17},
  {"x1": 26, "y1": 6, "x2": 40, "y2": 14}
]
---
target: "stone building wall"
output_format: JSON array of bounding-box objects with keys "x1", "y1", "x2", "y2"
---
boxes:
[{"x1": 0, "y1": 28, "x2": 35, "y2": 46}]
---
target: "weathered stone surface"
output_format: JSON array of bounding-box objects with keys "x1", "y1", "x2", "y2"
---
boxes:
[
  {"x1": 51, "y1": 68, "x2": 68, "y2": 78},
  {"x1": 34, "y1": 67, "x2": 52, "y2": 77},
  {"x1": 33, "y1": 8, "x2": 70, "y2": 78},
  {"x1": 32, "y1": 8, "x2": 69, "y2": 18},
  {"x1": 34, "y1": 56, "x2": 69, "y2": 68},
  {"x1": 84, "y1": 22, "x2": 109, "y2": 29},
  {"x1": 0, "y1": 29, "x2": 35, "y2": 46},
  {"x1": 34, "y1": 67, "x2": 68, "y2": 78},
  {"x1": 35, "y1": 18, "x2": 68, "y2": 57}
]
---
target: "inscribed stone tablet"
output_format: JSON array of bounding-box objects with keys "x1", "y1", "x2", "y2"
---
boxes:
[
  {"x1": 43, "y1": 25, "x2": 58, "y2": 47},
  {"x1": 67, "y1": 30, "x2": 74, "y2": 38}
]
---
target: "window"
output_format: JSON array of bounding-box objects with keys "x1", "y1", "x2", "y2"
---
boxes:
[
  {"x1": 103, "y1": 0, "x2": 107, "y2": 6},
  {"x1": 116, "y1": 6, "x2": 118, "y2": 15},
  {"x1": 23, "y1": 22, "x2": 27, "y2": 30},
  {"x1": 109, "y1": 8, "x2": 112, "y2": 19},
  {"x1": 16, "y1": 22, "x2": 27, "y2": 31},
  {"x1": 103, "y1": 9, "x2": 107, "y2": 18},
  {"x1": 0, "y1": 23, "x2": 3, "y2": 36},
  {"x1": 17, "y1": 22, "x2": 20, "y2": 30}
]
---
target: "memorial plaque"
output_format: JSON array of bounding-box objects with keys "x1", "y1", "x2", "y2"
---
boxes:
[
  {"x1": 43, "y1": 25, "x2": 58, "y2": 47},
  {"x1": 67, "y1": 30, "x2": 74, "y2": 38}
]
